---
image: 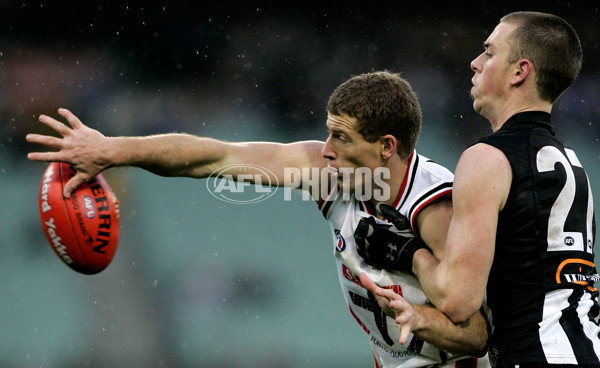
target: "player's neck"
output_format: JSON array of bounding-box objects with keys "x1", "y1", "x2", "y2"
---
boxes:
[
  {"x1": 373, "y1": 154, "x2": 408, "y2": 211},
  {"x1": 486, "y1": 92, "x2": 552, "y2": 131}
]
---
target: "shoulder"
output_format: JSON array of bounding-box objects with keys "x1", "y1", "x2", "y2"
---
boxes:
[
  {"x1": 458, "y1": 143, "x2": 510, "y2": 173},
  {"x1": 410, "y1": 153, "x2": 454, "y2": 194},
  {"x1": 415, "y1": 153, "x2": 454, "y2": 179},
  {"x1": 454, "y1": 143, "x2": 512, "y2": 211},
  {"x1": 403, "y1": 153, "x2": 453, "y2": 231}
]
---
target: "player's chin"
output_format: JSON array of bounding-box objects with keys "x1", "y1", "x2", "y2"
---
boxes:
[
  {"x1": 471, "y1": 95, "x2": 483, "y2": 113},
  {"x1": 469, "y1": 87, "x2": 477, "y2": 101}
]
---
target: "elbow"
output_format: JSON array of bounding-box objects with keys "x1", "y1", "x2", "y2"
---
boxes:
[
  {"x1": 456, "y1": 334, "x2": 488, "y2": 358},
  {"x1": 448, "y1": 307, "x2": 490, "y2": 357},
  {"x1": 475, "y1": 346, "x2": 489, "y2": 358},
  {"x1": 438, "y1": 298, "x2": 482, "y2": 325},
  {"x1": 471, "y1": 331, "x2": 489, "y2": 358},
  {"x1": 470, "y1": 314, "x2": 490, "y2": 358}
]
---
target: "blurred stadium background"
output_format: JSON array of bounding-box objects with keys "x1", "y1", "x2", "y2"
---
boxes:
[{"x1": 1, "y1": 2, "x2": 599, "y2": 367}]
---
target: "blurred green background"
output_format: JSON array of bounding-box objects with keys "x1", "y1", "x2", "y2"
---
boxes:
[{"x1": 1, "y1": 2, "x2": 599, "y2": 367}]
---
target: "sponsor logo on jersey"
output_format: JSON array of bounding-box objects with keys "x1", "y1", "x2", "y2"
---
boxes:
[
  {"x1": 335, "y1": 229, "x2": 346, "y2": 252},
  {"x1": 556, "y1": 258, "x2": 599, "y2": 290},
  {"x1": 342, "y1": 264, "x2": 361, "y2": 285}
]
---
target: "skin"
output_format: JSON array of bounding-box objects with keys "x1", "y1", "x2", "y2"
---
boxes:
[
  {"x1": 411, "y1": 20, "x2": 554, "y2": 323},
  {"x1": 359, "y1": 272, "x2": 488, "y2": 356},
  {"x1": 321, "y1": 113, "x2": 405, "y2": 206}
]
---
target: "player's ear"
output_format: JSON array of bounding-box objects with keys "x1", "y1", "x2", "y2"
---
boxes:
[
  {"x1": 381, "y1": 134, "x2": 397, "y2": 160},
  {"x1": 511, "y1": 58, "x2": 532, "y2": 86}
]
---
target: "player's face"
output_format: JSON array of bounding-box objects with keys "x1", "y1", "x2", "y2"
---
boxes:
[
  {"x1": 470, "y1": 21, "x2": 516, "y2": 121},
  {"x1": 321, "y1": 113, "x2": 383, "y2": 195}
]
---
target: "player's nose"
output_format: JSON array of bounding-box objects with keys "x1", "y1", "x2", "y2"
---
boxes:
[{"x1": 321, "y1": 136, "x2": 336, "y2": 161}]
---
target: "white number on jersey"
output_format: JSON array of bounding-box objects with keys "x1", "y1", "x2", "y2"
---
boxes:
[{"x1": 536, "y1": 146, "x2": 594, "y2": 253}]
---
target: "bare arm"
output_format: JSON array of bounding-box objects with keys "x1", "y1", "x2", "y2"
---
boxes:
[
  {"x1": 413, "y1": 143, "x2": 511, "y2": 323},
  {"x1": 27, "y1": 108, "x2": 328, "y2": 198},
  {"x1": 414, "y1": 198, "x2": 453, "y2": 260},
  {"x1": 359, "y1": 272, "x2": 488, "y2": 356}
]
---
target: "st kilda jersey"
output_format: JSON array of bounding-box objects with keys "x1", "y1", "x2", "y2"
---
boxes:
[
  {"x1": 476, "y1": 112, "x2": 600, "y2": 366},
  {"x1": 318, "y1": 150, "x2": 486, "y2": 368}
]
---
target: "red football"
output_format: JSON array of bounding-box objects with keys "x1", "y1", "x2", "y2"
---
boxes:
[{"x1": 38, "y1": 162, "x2": 120, "y2": 275}]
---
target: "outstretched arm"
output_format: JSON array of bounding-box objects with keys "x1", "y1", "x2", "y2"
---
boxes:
[
  {"x1": 359, "y1": 272, "x2": 488, "y2": 357},
  {"x1": 27, "y1": 108, "x2": 328, "y2": 198}
]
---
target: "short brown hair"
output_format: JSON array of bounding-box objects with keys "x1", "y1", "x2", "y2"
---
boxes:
[
  {"x1": 326, "y1": 71, "x2": 421, "y2": 159},
  {"x1": 501, "y1": 11, "x2": 582, "y2": 103}
]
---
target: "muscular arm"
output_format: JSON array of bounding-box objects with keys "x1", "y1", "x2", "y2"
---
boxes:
[
  {"x1": 414, "y1": 198, "x2": 453, "y2": 260},
  {"x1": 356, "y1": 199, "x2": 489, "y2": 355},
  {"x1": 359, "y1": 272, "x2": 488, "y2": 356},
  {"x1": 408, "y1": 303, "x2": 488, "y2": 357},
  {"x1": 27, "y1": 108, "x2": 328, "y2": 198},
  {"x1": 413, "y1": 143, "x2": 511, "y2": 323}
]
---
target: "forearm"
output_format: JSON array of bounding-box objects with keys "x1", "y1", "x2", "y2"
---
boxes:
[
  {"x1": 411, "y1": 303, "x2": 488, "y2": 357},
  {"x1": 360, "y1": 272, "x2": 488, "y2": 356},
  {"x1": 412, "y1": 248, "x2": 447, "y2": 308},
  {"x1": 107, "y1": 134, "x2": 229, "y2": 178},
  {"x1": 413, "y1": 249, "x2": 485, "y2": 323}
]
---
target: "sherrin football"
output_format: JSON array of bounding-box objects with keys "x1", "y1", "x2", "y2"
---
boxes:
[{"x1": 38, "y1": 162, "x2": 120, "y2": 275}]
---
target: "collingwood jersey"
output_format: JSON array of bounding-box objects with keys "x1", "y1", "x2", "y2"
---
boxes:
[
  {"x1": 319, "y1": 150, "x2": 486, "y2": 368},
  {"x1": 477, "y1": 112, "x2": 600, "y2": 365}
]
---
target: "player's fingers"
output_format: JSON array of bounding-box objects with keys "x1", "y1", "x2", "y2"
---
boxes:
[
  {"x1": 27, "y1": 151, "x2": 65, "y2": 162},
  {"x1": 376, "y1": 287, "x2": 401, "y2": 301},
  {"x1": 63, "y1": 172, "x2": 89, "y2": 198},
  {"x1": 58, "y1": 108, "x2": 84, "y2": 129},
  {"x1": 359, "y1": 272, "x2": 381, "y2": 294},
  {"x1": 38, "y1": 114, "x2": 73, "y2": 137},
  {"x1": 26, "y1": 133, "x2": 64, "y2": 149},
  {"x1": 389, "y1": 299, "x2": 406, "y2": 309},
  {"x1": 398, "y1": 324, "x2": 411, "y2": 345}
]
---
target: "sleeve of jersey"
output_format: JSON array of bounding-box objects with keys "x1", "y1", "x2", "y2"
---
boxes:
[{"x1": 406, "y1": 163, "x2": 453, "y2": 236}]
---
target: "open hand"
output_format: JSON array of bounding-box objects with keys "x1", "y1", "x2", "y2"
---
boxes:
[
  {"x1": 359, "y1": 272, "x2": 422, "y2": 345},
  {"x1": 26, "y1": 108, "x2": 110, "y2": 197}
]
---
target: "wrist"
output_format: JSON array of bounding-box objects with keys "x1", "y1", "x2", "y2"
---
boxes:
[
  {"x1": 111, "y1": 136, "x2": 154, "y2": 168},
  {"x1": 108, "y1": 136, "x2": 134, "y2": 167},
  {"x1": 409, "y1": 303, "x2": 428, "y2": 333}
]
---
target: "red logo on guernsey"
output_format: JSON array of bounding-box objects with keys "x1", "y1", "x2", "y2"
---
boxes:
[
  {"x1": 343, "y1": 264, "x2": 362, "y2": 286},
  {"x1": 342, "y1": 264, "x2": 403, "y2": 296}
]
